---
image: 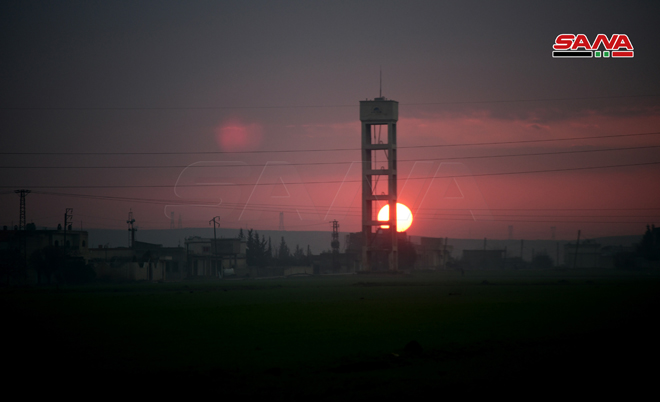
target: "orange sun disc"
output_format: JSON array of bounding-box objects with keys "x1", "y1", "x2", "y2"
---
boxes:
[{"x1": 377, "y1": 203, "x2": 413, "y2": 232}]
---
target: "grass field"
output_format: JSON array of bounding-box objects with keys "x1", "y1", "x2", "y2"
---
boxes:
[{"x1": 4, "y1": 269, "x2": 660, "y2": 398}]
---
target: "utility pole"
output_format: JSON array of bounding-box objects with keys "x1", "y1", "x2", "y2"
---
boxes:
[
  {"x1": 379, "y1": 67, "x2": 382, "y2": 98},
  {"x1": 210, "y1": 216, "x2": 221, "y2": 278},
  {"x1": 14, "y1": 189, "x2": 30, "y2": 282},
  {"x1": 127, "y1": 210, "x2": 136, "y2": 248},
  {"x1": 572, "y1": 230, "x2": 581, "y2": 269},
  {"x1": 64, "y1": 208, "x2": 73, "y2": 249},
  {"x1": 14, "y1": 190, "x2": 30, "y2": 230},
  {"x1": 331, "y1": 220, "x2": 340, "y2": 271},
  {"x1": 279, "y1": 212, "x2": 285, "y2": 231}
]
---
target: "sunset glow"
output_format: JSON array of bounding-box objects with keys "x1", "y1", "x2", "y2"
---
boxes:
[{"x1": 1, "y1": 2, "x2": 657, "y2": 241}]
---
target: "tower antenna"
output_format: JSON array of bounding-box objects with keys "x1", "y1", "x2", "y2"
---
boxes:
[{"x1": 379, "y1": 66, "x2": 382, "y2": 98}]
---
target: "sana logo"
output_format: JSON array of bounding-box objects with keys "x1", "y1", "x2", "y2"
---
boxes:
[{"x1": 552, "y1": 34, "x2": 633, "y2": 58}]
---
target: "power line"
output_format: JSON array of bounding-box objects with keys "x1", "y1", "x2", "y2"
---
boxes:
[
  {"x1": 403, "y1": 94, "x2": 660, "y2": 105},
  {"x1": 4, "y1": 160, "x2": 659, "y2": 189},
  {"x1": 29, "y1": 191, "x2": 660, "y2": 213},
  {"x1": 1, "y1": 144, "x2": 657, "y2": 169},
  {"x1": 1, "y1": 94, "x2": 658, "y2": 111},
  {"x1": 20, "y1": 210, "x2": 655, "y2": 228},
  {"x1": 1, "y1": 131, "x2": 659, "y2": 156},
  {"x1": 19, "y1": 195, "x2": 658, "y2": 233},
  {"x1": 9, "y1": 142, "x2": 660, "y2": 169},
  {"x1": 18, "y1": 192, "x2": 660, "y2": 226},
  {"x1": 418, "y1": 213, "x2": 660, "y2": 219},
  {"x1": 15, "y1": 199, "x2": 656, "y2": 231},
  {"x1": 22, "y1": 198, "x2": 659, "y2": 221},
  {"x1": 29, "y1": 191, "x2": 660, "y2": 220},
  {"x1": 405, "y1": 131, "x2": 660, "y2": 149}
]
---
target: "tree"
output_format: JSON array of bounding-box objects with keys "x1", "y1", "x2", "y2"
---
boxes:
[
  {"x1": 293, "y1": 244, "x2": 305, "y2": 265},
  {"x1": 277, "y1": 237, "x2": 290, "y2": 266},
  {"x1": 638, "y1": 225, "x2": 659, "y2": 261},
  {"x1": 246, "y1": 229, "x2": 256, "y2": 266},
  {"x1": 246, "y1": 229, "x2": 270, "y2": 267},
  {"x1": 306, "y1": 245, "x2": 312, "y2": 265},
  {"x1": 30, "y1": 247, "x2": 95, "y2": 284},
  {"x1": 258, "y1": 234, "x2": 269, "y2": 267}
]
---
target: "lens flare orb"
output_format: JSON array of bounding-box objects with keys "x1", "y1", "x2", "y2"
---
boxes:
[{"x1": 215, "y1": 118, "x2": 263, "y2": 152}]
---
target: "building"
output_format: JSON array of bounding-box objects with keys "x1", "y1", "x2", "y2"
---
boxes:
[
  {"x1": 414, "y1": 237, "x2": 453, "y2": 270},
  {"x1": 564, "y1": 241, "x2": 601, "y2": 268},
  {"x1": 0, "y1": 227, "x2": 90, "y2": 283},
  {"x1": 345, "y1": 230, "x2": 412, "y2": 271},
  {"x1": 462, "y1": 249, "x2": 506, "y2": 269},
  {"x1": 185, "y1": 236, "x2": 246, "y2": 278},
  {"x1": 88, "y1": 241, "x2": 186, "y2": 282},
  {"x1": 599, "y1": 245, "x2": 634, "y2": 269},
  {"x1": 344, "y1": 232, "x2": 363, "y2": 272},
  {"x1": 0, "y1": 227, "x2": 89, "y2": 259}
]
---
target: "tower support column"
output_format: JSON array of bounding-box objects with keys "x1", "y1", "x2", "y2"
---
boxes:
[{"x1": 360, "y1": 98, "x2": 398, "y2": 271}]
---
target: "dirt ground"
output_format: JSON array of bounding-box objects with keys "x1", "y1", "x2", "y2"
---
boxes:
[{"x1": 3, "y1": 269, "x2": 659, "y2": 398}]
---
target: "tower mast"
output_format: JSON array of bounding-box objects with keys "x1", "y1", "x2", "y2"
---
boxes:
[{"x1": 360, "y1": 94, "x2": 399, "y2": 271}]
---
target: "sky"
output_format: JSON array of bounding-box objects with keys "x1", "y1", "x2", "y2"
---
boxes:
[{"x1": 1, "y1": 0, "x2": 659, "y2": 241}]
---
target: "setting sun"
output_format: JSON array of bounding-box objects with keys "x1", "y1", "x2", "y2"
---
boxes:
[{"x1": 377, "y1": 203, "x2": 413, "y2": 232}]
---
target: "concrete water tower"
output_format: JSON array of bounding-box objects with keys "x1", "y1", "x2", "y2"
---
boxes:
[{"x1": 360, "y1": 96, "x2": 398, "y2": 271}]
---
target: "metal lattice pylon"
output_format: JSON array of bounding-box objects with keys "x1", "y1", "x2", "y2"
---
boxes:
[{"x1": 14, "y1": 189, "x2": 31, "y2": 230}]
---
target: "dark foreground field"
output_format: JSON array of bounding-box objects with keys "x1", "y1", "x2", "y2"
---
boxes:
[{"x1": 4, "y1": 269, "x2": 660, "y2": 398}]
